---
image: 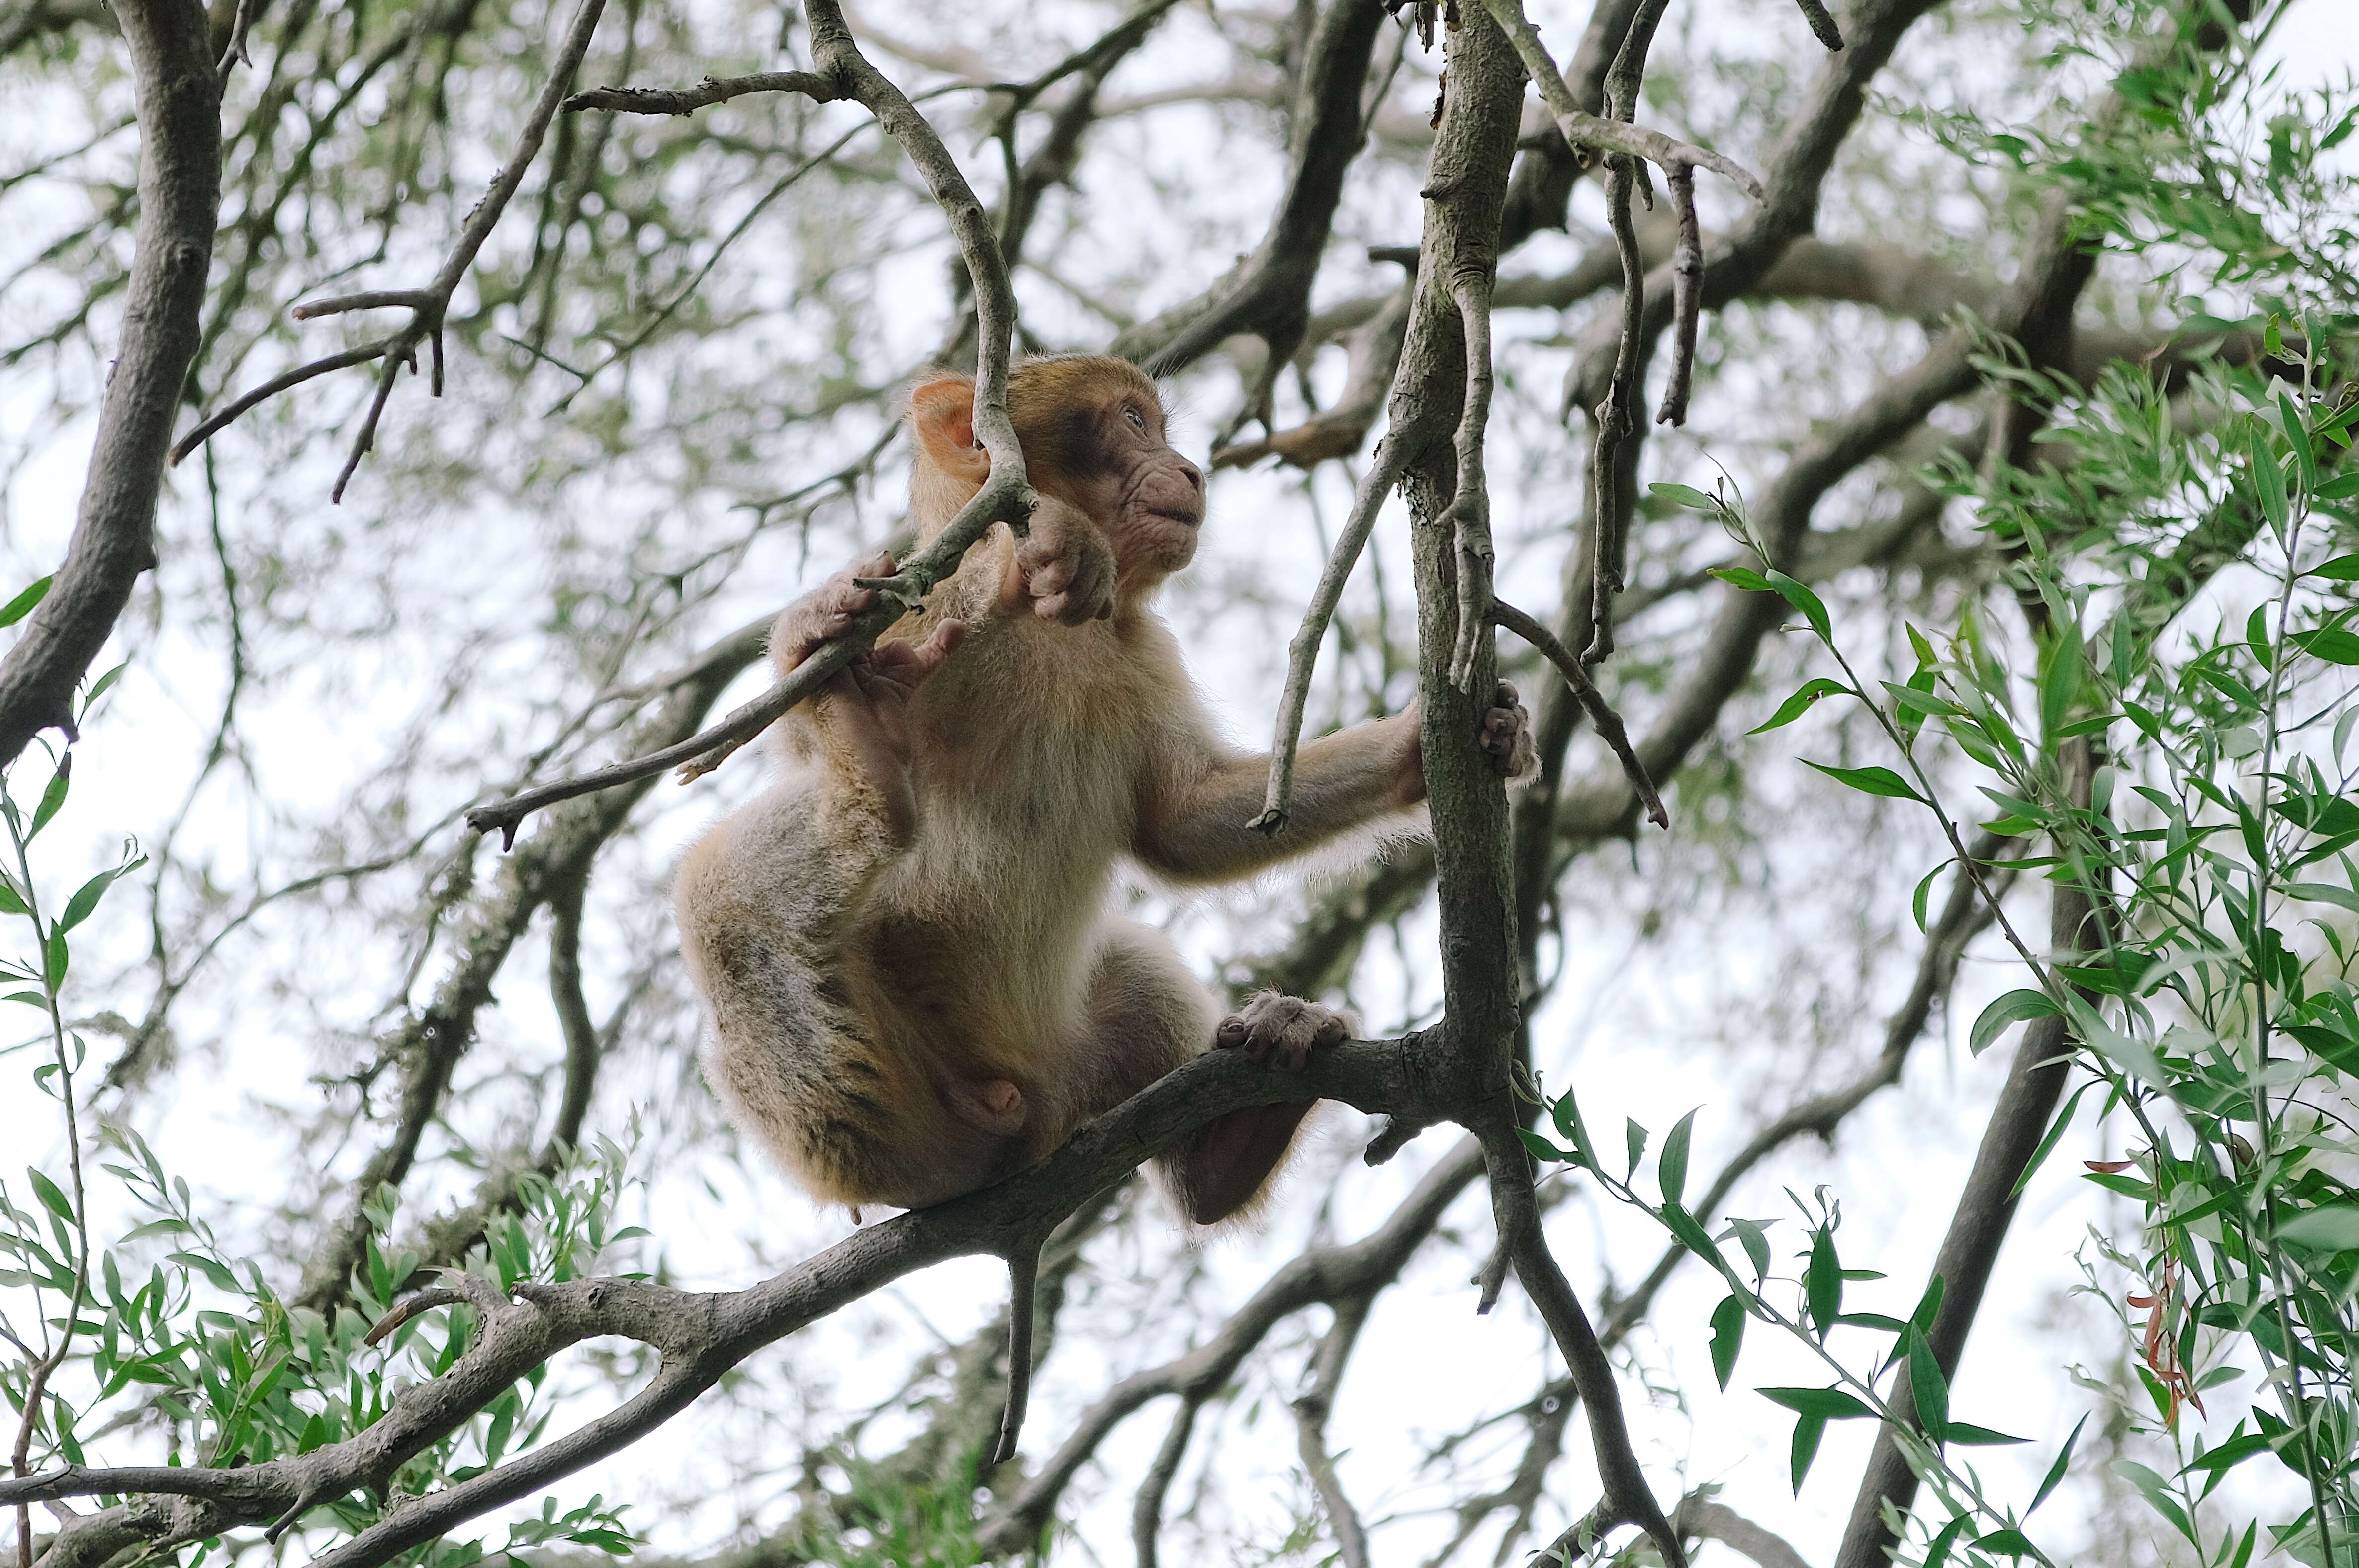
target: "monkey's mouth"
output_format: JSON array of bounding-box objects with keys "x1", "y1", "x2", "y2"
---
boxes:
[{"x1": 1145, "y1": 508, "x2": 1203, "y2": 529}]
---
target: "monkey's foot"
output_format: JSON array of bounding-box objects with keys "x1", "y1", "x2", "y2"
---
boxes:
[{"x1": 1214, "y1": 992, "x2": 1355, "y2": 1071}]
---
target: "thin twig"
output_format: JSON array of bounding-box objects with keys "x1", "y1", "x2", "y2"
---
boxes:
[
  {"x1": 467, "y1": 0, "x2": 1033, "y2": 844},
  {"x1": 1292, "y1": 1294, "x2": 1374, "y2": 1568},
  {"x1": 1489, "y1": 599, "x2": 1666, "y2": 828},
  {"x1": 1130, "y1": 1396, "x2": 1200, "y2": 1568},
  {"x1": 169, "y1": 0, "x2": 611, "y2": 494},
  {"x1": 1788, "y1": 0, "x2": 1846, "y2": 52},
  {"x1": 168, "y1": 339, "x2": 395, "y2": 466},
  {"x1": 560, "y1": 69, "x2": 843, "y2": 116},
  {"x1": 1654, "y1": 162, "x2": 1701, "y2": 426},
  {"x1": 1473, "y1": 0, "x2": 1765, "y2": 202},
  {"x1": 1445, "y1": 270, "x2": 1499, "y2": 693},
  {"x1": 1249, "y1": 439, "x2": 1411, "y2": 835}
]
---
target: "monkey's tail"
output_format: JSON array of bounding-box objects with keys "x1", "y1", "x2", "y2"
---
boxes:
[{"x1": 989, "y1": 1243, "x2": 1042, "y2": 1467}]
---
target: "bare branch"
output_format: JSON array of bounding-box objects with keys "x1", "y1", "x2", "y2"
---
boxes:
[
  {"x1": 0, "y1": 0, "x2": 219, "y2": 770},
  {"x1": 1292, "y1": 1295, "x2": 1374, "y2": 1568},
  {"x1": 1654, "y1": 162, "x2": 1700, "y2": 426},
  {"x1": 168, "y1": 0, "x2": 610, "y2": 494},
  {"x1": 468, "y1": 0, "x2": 1032, "y2": 842},
  {"x1": 560, "y1": 69, "x2": 842, "y2": 116},
  {"x1": 1110, "y1": 0, "x2": 1385, "y2": 377},
  {"x1": 1248, "y1": 438, "x2": 1411, "y2": 836},
  {"x1": 1445, "y1": 272, "x2": 1499, "y2": 692},
  {"x1": 1489, "y1": 600, "x2": 1664, "y2": 829},
  {"x1": 1130, "y1": 1395, "x2": 1200, "y2": 1568},
  {"x1": 19, "y1": 1035, "x2": 1450, "y2": 1568}
]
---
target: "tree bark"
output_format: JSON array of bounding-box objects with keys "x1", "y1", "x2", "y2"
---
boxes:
[{"x1": 0, "y1": 0, "x2": 220, "y2": 769}]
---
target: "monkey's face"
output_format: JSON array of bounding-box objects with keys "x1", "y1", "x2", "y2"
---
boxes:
[
  {"x1": 911, "y1": 357, "x2": 1207, "y2": 590},
  {"x1": 1040, "y1": 381, "x2": 1205, "y2": 586},
  {"x1": 1005, "y1": 358, "x2": 1204, "y2": 589}
]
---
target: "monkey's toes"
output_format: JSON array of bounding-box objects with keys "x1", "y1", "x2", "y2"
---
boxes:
[{"x1": 1215, "y1": 992, "x2": 1356, "y2": 1071}]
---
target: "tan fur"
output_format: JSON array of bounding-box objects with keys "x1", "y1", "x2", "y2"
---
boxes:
[{"x1": 675, "y1": 357, "x2": 1525, "y2": 1223}]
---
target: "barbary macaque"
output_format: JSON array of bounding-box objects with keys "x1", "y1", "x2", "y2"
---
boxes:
[{"x1": 675, "y1": 356, "x2": 1534, "y2": 1224}]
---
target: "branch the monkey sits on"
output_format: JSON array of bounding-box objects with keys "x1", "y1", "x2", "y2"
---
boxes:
[{"x1": 676, "y1": 356, "x2": 1535, "y2": 1225}]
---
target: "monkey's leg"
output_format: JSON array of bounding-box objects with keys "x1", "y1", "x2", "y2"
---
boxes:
[{"x1": 1069, "y1": 928, "x2": 1338, "y2": 1225}]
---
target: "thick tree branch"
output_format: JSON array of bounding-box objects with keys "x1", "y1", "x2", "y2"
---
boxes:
[
  {"x1": 22, "y1": 1036, "x2": 1448, "y2": 1568},
  {"x1": 0, "y1": 0, "x2": 219, "y2": 771}
]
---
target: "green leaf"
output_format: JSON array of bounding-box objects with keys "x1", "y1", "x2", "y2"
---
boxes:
[
  {"x1": 0, "y1": 576, "x2": 52, "y2": 628},
  {"x1": 1658, "y1": 1108, "x2": 1696, "y2": 1207},
  {"x1": 1803, "y1": 761, "x2": 1925, "y2": 804},
  {"x1": 1515, "y1": 1127, "x2": 1572, "y2": 1163},
  {"x1": 1906, "y1": 1328, "x2": 1949, "y2": 1444},
  {"x1": 2039, "y1": 623, "x2": 2082, "y2": 737},
  {"x1": 1624, "y1": 1118, "x2": 1647, "y2": 1179},
  {"x1": 2277, "y1": 1205, "x2": 2359, "y2": 1252},
  {"x1": 2247, "y1": 421, "x2": 2291, "y2": 531},
  {"x1": 1650, "y1": 482, "x2": 1719, "y2": 511},
  {"x1": 1749, "y1": 678, "x2": 1852, "y2": 734},
  {"x1": 27, "y1": 1167, "x2": 74, "y2": 1224},
  {"x1": 1789, "y1": 1412, "x2": 1827, "y2": 1495},
  {"x1": 1806, "y1": 1227, "x2": 1842, "y2": 1337},
  {"x1": 58, "y1": 860, "x2": 141, "y2": 935},
  {"x1": 1709, "y1": 1295, "x2": 1744, "y2": 1391},
  {"x1": 2029, "y1": 1413, "x2": 2087, "y2": 1514},
  {"x1": 2293, "y1": 627, "x2": 2359, "y2": 666},
  {"x1": 1759, "y1": 1386, "x2": 1875, "y2": 1419},
  {"x1": 1947, "y1": 1422, "x2": 2029, "y2": 1445},
  {"x1": 1974, "y1": 1529, "x2": 2037, "y2": 1557},
  {"x1": 1922, "y1": 1514, "x2": 1971, "y2": 1568},
  {"x1": 1765, "y1": 570, "x2": 1832, "y2": 641},
  {"x1": 1971, "y1": 989, "x2": 2057, "y2": 1056},
  {"x1": 2279, "y1": 388, "x2": 2319, "y2": 493},
  {"x1": 29, "y1": 762, "x2": 69, "y2": 840},
  {"x1": 169, "y1": 1250, "x2": 241, "y2": 1294},
  {"x1": 1709, "y1": 566, "x2": 1772, "y2": 592},
  {"x1": 1910, "y1": 861, "x2": 1946, "y2": 933},
  {"x1": 2012, "y1": 1082, "x2": 2093, "y2": 1199}
]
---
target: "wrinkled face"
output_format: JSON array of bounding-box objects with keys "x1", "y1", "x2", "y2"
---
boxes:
[{"x1": 1013, "y1": 360, "x2": 1205, "y2": 584}]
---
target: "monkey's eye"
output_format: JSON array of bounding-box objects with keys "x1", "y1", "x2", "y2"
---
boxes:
[{"x1": 1122, "y1": 404, "x2": 1148, "y2": 434}]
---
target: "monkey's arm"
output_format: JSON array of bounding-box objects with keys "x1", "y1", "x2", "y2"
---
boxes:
[
  {"x1": 1133, "y1": 711, "x2": 1424, "y2": 885},
  {"x1": 1135, "y1": 680, "x2": 1537, "y2": 884}
]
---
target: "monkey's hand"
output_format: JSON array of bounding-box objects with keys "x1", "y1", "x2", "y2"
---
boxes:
[
  {"x1": 1005, "y1": 497, "x2": 1115, "y2": 625},
  {"x1": 1390, "y1": 681, "x2": 1538, "y2": 805},
  {"x1": 1214, "y1": 992, "x2": 1355, "y2": 1072}
]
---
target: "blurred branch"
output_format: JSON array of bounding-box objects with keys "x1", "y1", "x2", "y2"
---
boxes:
[
  {"x1": 293, "y1": 615, "x2": 768, "y2": 1315},
  {"x1": 167, "y1": 0, "x2": 610, "y2": 499},
  {"x1": 1833, "y1": 745, "x2": 2102, "y2": 1568},
  {"x1": 1110, "y1": 0, "x2": 1384, "y2": 389},
  {"x1": 0, "y1": 0, "x2": 218, "y2": 772},
  {"x1": 1291, "y1": 1293, "x2": 1374, "y2": 1568},
  {"x1": 979, "y1": 1138, "x2": 1484, "y2": 1555}
]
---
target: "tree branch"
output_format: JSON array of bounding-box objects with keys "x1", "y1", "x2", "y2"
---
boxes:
[
  {"x1": 467, "y1": 0, "x2": 1032, "y2": 844},
  {"x1": 169, "y1": 0, "x2": 608, "y2": 498},
  {"x1": 0, "y1": 0, "x2": 219, "y2": 771}
]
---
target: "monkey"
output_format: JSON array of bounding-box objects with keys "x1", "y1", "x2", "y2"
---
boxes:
[{"x1": 674, "y1": 355, "x2": 1536, "y2": 1226}]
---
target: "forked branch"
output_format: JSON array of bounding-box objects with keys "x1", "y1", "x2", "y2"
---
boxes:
[
  {"x1": 168, "y1": 0, "x2": 611, "y2": 498},
  {"x1": 466, "y1": 0, "x2": 1032, "y2": 844}
]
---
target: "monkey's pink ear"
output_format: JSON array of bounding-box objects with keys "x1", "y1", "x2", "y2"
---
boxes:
[{"x1": 909, "y1": 376, "x2": 989, "y2": 482}]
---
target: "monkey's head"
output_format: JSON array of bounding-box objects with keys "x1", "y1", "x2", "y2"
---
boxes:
[{"x1": 908, "y1": 356, "x2": 1206, "y2": 591}]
